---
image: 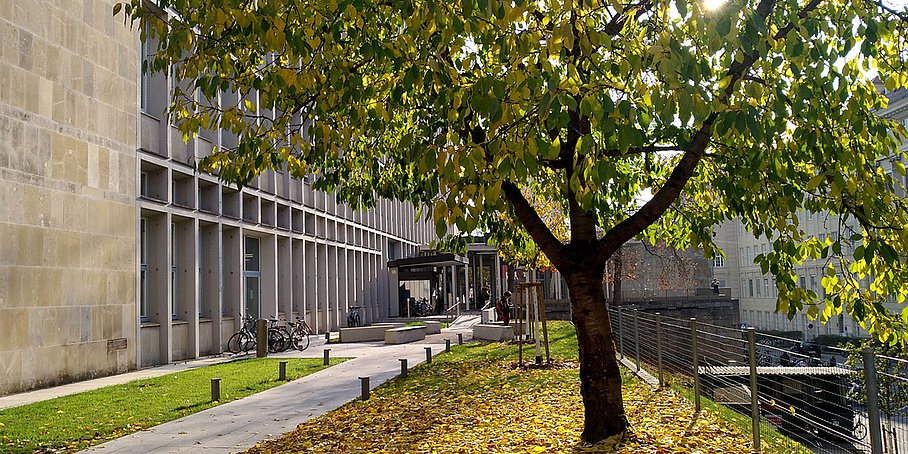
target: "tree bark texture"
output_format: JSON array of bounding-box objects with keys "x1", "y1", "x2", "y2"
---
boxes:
[{"x1": 564, "y1": 262, "x2": 628, "y2": 442}]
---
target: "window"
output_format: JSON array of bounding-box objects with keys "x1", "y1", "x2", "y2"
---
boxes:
[
  {"x1": 749, "y1": 279, "x2": 754, "y2": 297},
  {"x1": 140, "y1": 218, "x2": 148, "y2": 321},
  {"x1": 756, "y1": 278, "x2": 761, "y2": 297},
  {"x1": 740, "y1": 248, "x2": 745, "y2": 266},
  {"x1": 713, "y1": 255, "x2": 724, "y2": 268},
  {"x1": 810, "y1": 274, "x2": 818, "y2": 296},
  {"x1": 739, "y1": 222, "x2": 744, "y2": 235},
  {"x1": 761, "y1": 243, "x2": 767, "y2": 255},
  {"x1": 746, "y1": 246, "x2": 751, "y2": 265},
  {"x1": 799, "y1": 275, "x2": 806, "y2": 289},
  {"x1": 141, "y1": 23, "x2": 151, "y2": 113},
  {"x1": 742, "y1": 280, "x2": 747, "y2": 298},
  {"x1": 808, "y1": 211, "x2": 813, "y2": 220},
  {"x1": 764, "y1": 278, "x2": 769, "y2": 299}
]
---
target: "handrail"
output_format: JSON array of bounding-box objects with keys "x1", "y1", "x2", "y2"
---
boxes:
[{"x1": 444, "y1": 300, "x2": 461, "y2": 325}]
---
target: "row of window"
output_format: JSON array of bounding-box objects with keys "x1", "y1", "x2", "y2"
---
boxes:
[{"x1": 742, "y1": 310, "x2": 861, "y2": 336}]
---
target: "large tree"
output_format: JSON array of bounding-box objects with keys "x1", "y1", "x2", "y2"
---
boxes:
[{"x1": 121, "y1": 0, "x2": 908, "y2": 443}]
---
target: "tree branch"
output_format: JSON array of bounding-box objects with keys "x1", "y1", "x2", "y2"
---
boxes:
[{"x1": 501, "y1": 181, "x2": 567, "y2": 271}]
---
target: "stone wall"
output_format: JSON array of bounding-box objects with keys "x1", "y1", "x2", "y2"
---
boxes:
[
  {"x1": 620, "y1": 298, "x2": 741, "y2": 328},
  {"x1": 0, "y1": 0, "x2": 137, "y2": 396}
]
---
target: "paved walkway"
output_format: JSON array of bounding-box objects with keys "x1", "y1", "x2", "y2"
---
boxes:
[{"x1": 32, "y1": 315, "x2": 479, "y2": 454}]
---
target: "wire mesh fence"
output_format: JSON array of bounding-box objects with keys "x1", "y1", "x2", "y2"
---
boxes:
[{"x1": 609, "y1": 306, "x2": 908, "y2": 454}]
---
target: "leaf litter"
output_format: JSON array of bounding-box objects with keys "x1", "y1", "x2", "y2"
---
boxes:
[{"x1": 246, "y1": 352, "x2": 763, "y2": 453}]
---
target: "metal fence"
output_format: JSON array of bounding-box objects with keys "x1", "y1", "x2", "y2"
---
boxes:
[{"x1": 610, "y1": 307, "x2": 908, "y2": 454}]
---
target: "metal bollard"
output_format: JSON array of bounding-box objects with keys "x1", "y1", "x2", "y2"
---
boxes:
[
  {"x1": 399, "y1": 358, "x2": 408, "y2": 378},
  {"x1": 210, "y1": 378, "x2": 221, "y2": 402},
  {"x1": 323, "y1": 348, "x2": 331, "y2": 366},
  {"x1": 457, "y1": 333, "x2": 463, "y2": 345},
  {"x1": 325, "y1": 331, "x2": 330, "y2": 342},
  {"x1": 445, "y1": 339, "x2": 451, "y2": 353},
  {"x1": 747, "y1": 328, "x2": 760, "y2": 452},
  {"x1": 279, "y1": 360, "x2": 287, "y2": 381},
  {"x1": 863, "y1": 347, "x2": 884, "y2": 454},
  {"x1": 690, "y1": 318, "x2": 701, "y2": 413},
  {"x1": 359, "y1": 376, "x2": 370, "y2": 400},
  {"x1": 425, "y1": 347, "x2": 432, "y2": 364},
  {"x1": 655, "y1": 313, "x2": 664, "y2": 387},
  {"x1": 633, "y1": 309, "x2": 640, "y2": 372}
]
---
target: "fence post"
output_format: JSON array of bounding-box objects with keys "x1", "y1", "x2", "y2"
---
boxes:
[
  {"x1": 323, "y1": 348, "x2": 331, "y2": 366},
  {"x1": 279, "y1": 360, "x2": 287, "y2": 381},
  {"x1": 690, "y1": 318, "x2": 701, "y2": 413},
  {"x1": 425, "y1": 347, "x2": 432, "y2": 364},
  {"x1": 655, "y1": 313, "x2": 663, "y2": 387},
  {"x1": 633, "y1": 309, "x2": 641, "y2": 372},
  {"x1": 618, "y1": 307, "x2": 624, "y2": 360},
  {"x1": 747, "y1": 328, "x2": 761, "y2": 452},
  {"x1": 863, "y1": 347, "x2": 884, "y2": 454}
]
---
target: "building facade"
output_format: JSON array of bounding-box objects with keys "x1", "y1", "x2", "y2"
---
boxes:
[
  {"x1": 0, "y1": 0, "x2": 433, "y2": 396},
  {"x1": 716, "y1": 84, "x2": 908, "y2": 339}
]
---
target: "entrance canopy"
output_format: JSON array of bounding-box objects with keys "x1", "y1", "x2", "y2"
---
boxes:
[{"x1": 388, "y1": 253, "x2": 468, "y2": 271}]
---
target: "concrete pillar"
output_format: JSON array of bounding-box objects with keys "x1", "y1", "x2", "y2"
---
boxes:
[
  {"x1": 317, "y1": 242, "x2": 329, "y2": 332},
  {"x1": 291, "y1": 239, "x2": 304, "y2": 319},
  {"x1": 278, "y1": 237, "x2": 292, "y2": 319},
  {"x1": 223, "y1": 227, "x2": 241, "y2": 330},
  {"x1": 146, "y1": 212, "x2": 172, "y2": 365},
  {"x1": 464, "y1": 262, "x2": 471, "y2": 311},
  {"x1": 452, "y1": 264, "x2": 459, "y2": 312},
  {"x1": 305, "y1": 241, "x2": 318, "y2": 332},
  {"x1": 327, "y1": 244, "x2": 338, "y2": 330},
  {"x1": 200, "y1": 222, "x2": 222, "y2": 353},
  {"x1": 174, "y1": 218, "x2": 199, "y2": 360},
  {"x1": 261, "y1": 234, "x2": 278, "y2": 319}
]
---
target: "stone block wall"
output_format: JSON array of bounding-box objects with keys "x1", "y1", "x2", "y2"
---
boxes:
[{"x1": 0, "y1": 0, "x2": 137, "y2": 396}]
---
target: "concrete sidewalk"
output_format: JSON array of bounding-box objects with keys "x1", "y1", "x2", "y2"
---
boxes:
[{"x1": 53, "y1": 315, "x2": 481, "y2": 454}]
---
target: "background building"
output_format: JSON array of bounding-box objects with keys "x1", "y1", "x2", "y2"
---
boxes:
[{"x1": 0, "y1": 0, "x2": 434, "y2": 396}]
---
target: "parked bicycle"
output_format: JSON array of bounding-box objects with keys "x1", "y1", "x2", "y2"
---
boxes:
[
  {"x1": 408, "y1": 297, "x2": 433, "y2": 317},
  {"x1": 290, "y1": 316, "x2": 312, "y2": 351},
  {"x1": 226, "y1": 316, "x2": 257, "y2": 354},
  {"x1": 267, "y1": 318, "x2": 290, "y2": 353},
  {"x1": 347, "y1": 305, "x2": 362, "y2": 327}
]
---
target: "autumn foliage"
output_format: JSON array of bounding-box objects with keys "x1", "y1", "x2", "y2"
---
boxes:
[{"x1": 246, "y1": 323, "x2": 773, "y2": 453}]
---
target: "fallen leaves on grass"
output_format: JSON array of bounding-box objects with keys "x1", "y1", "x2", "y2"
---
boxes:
[{"x1": 246, "y1": 355, "x2": 759, "y2": 453}]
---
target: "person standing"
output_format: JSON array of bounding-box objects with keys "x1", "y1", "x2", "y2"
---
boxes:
[
  {"x1": 479, "y1": 283, "x2": 491, "y2": 309},
  {"x1": 496, "y1": 291, "x2": 512, "y2": 326}
]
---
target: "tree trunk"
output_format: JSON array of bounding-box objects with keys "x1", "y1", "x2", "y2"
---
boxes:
[{"x1": 565, "y1": 262, "x2": 628, "y2": 443}]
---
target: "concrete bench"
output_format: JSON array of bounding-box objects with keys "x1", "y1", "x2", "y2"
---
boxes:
[
  {"x1": 481, "y1": 308, "x2": 496, "y2": 324},
  {"x1": 472, "y1": 323, "x2": 515, "y2": 341},
  {"x1": 384, "y1": 326, "x2": 427, "y2": 344},
  {"x1": 422, "y1": 321, "x2": 441, "y2": 334},
  {"x1": 339, "y1": 323, "x2": 405, "y2": 342}
]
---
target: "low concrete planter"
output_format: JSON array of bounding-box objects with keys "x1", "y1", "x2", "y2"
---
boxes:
[
  {"x1": 472, "y1": 324, "x2": 515, "y2": 341},
  {"x1": 339, "y1": 323, "x2": 406, "y2": 342},
  {"x1": 422, "y1": 321, "x2": 441, "y2": 335},
  {"x1": 384, "y1": 326, "x2": 427, "y2": 344}
]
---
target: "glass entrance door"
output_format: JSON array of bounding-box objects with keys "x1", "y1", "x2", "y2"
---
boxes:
[{"x1": 245, "y1": 275, "x2": 260, "y2": 319}]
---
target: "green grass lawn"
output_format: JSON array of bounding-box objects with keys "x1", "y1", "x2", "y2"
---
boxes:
[{"x1": 0, "y1": 357, "x2": 344, "y2": 454}]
